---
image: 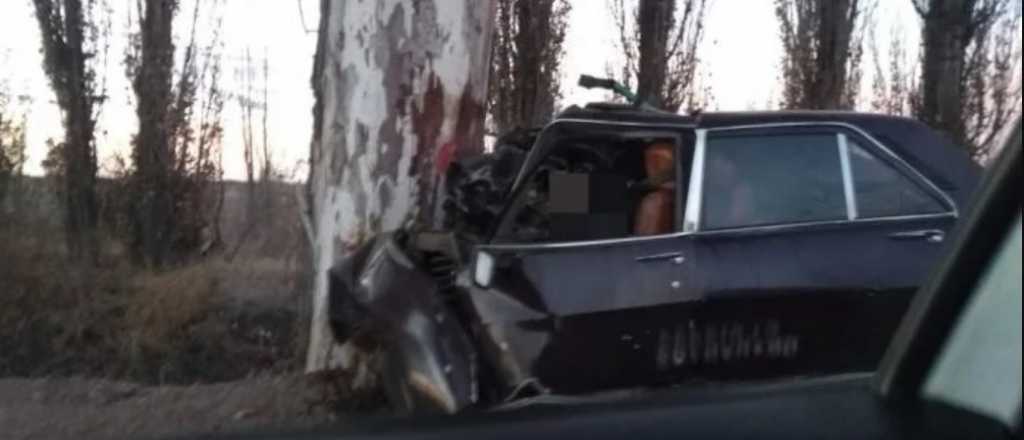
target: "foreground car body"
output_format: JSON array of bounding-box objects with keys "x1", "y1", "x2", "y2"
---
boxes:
[{"x1": 328, "y1": 107, "x2": 981, "y2": 413}]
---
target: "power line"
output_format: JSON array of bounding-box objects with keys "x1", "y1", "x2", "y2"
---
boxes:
[{"x1": 296, "y1": 0, "x2": 317, "y2": 34}]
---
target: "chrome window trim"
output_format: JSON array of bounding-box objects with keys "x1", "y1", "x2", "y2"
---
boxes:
[
  {"x1": 691, "y1": 212, "x2": 956, "y2": 238},
  {"x1": 704, "y1": 121, "x2": 959, "y2": 218},
  {"x1": 477, "y1": 212, "x2": 958, "y2": 252},
  {"x1": 550, "y1": 118, "x2": 697, "y2": 130},
  {"x1": 683, "y1": 129, "x2": 707, "y2": 232},
  {"x1": 482, "y1": 119, "x2": 959, "y2": 253},
  {"x1": 480, "y1": 231, "x2": 693, "y2": 252},
  {"x1": 509, "y1": 118, "x2": 697, "y2": 195},
  {"x1": 838, "y1": 133, "x2": 859, "y2": 220}
]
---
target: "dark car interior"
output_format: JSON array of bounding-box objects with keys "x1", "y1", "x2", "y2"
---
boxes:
[{"x1": 496, "y1": 130, "x2": 695, "y2": 244}]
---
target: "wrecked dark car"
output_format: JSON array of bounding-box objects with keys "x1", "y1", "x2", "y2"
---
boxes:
[{"x1": 327, "y1": 106, "x2": 982, "y2": 414}]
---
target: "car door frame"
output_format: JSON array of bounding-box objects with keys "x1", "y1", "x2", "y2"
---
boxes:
[
  {"x1": 688, "y1": 122, "x2": 961, "y2": 294},
  {"x1": 684, "y1": 121, "x2": 960, "y2": 233},
  {"x1": 478, "y1": 122, "x2": 698, "y2": 313},
  {"x1": 668, "y1": 121, "x2": 963, "y2": 379},
  {"x1": 470, "y1": 119, "x2": 707, "y2": 393}
]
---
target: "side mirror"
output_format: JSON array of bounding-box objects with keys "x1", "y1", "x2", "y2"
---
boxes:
[{"x1": 473, "y1": 251, "x2": 496, "y2": 288}]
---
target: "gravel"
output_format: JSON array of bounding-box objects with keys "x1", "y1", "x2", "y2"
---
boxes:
[{"x1": 0, "y1": 375, "x2": 341, "y2": 440}]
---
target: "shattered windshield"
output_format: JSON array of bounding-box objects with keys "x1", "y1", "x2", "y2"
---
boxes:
[{"x1": 0, "y1": 0, "x2": 1019, "y2": 438}]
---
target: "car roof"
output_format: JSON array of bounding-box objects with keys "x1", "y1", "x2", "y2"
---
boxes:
[
  {"x1": 559, "y1": 104, "x2": 925, "y2": 130},
  {"x1": 554, "y1": 105, "x2": 982, "y2": 211}
]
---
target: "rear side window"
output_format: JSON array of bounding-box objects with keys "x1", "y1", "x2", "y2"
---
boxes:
[
  {"x1": 703, "y1": 133, "x2": 846, "y2": 230},
  {"x1": 848, "y1": 139, "x2": 946, "y2": 218}
]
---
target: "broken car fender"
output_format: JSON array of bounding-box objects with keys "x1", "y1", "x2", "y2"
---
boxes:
[{"x1": 327, "y1": 233, "x2": 478, "y2": 414}]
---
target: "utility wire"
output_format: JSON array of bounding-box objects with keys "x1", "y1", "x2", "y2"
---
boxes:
[{"x1": 296, "y1": 0, "x2": 317, "y2": 34}]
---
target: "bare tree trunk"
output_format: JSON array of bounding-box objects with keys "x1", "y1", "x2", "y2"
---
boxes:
[
  {"x1": 776, "y1": 0, "x2": 867, "y2": 110},
  {"x1": 637, "y1": 0, "x2": 675, "y2": 109},
  {"x1": 611, "y1": 0, "x2": 709, "y2": 112},
  {"x1": 918, "y1": 0, "x2": 974, "y2": 147},
  {"x1": 489, "y1": 0, "x2": 570, "y2": 135},
  {"x1": 132, "y1": 0, "x2": 177, "y2": 267},
  {"x1": 63, "y1": 0, "x2": 100, "y2": 261},
  {"x1": 32, "y1": 0, "x2": 101, "y2": 261},
  {"x1": 916, "y1": 0, "x2": 1017, "y2": 159},
  {"x1": 306, "y1": 0, "x2": 496, "y2": 372},
  {"x1": 810, "y1": 0, "x2": 857, "y2": 109}
]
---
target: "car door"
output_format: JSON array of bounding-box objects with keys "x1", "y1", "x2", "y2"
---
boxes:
[
  {"x1": 475, "y1": 129, "x2": 705, "y2": 394},
  {"x1": 685, "y1": 124, "x2": 959, "y2": 381},
  {"x1": 500, "y1": 233, "x2": 701, "y2": 393}
]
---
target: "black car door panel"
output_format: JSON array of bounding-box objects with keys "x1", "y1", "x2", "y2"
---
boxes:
[
  {"x1": 479, "y1": 235, "x2": 700, "y2": 394},
  {"x1": 691, "y1": 125, "x2": 959, "y2": 378},
  {"x1": 514, "y1": 238, "x2": 698, "y2": 315}
]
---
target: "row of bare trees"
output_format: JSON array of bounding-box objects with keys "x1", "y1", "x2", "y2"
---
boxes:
[
  {"x1": 488, "y1": 0, "x2": 571, "y2": 134},
  {"x1": 487, "y1": 0, "x2": 710, "y2": 131},
  {"x1": 30, "y1": 0, "x2": 226, "y2": 266},
  {"x1": 914, "y1": 0, "x2": 1021, "y2": 160},
  {"x1": 776, "y1": 0, "x2": 870, "y2": 110},
  {"x1": 611, "y1": 0, "x2": 710, "y2": 112},
  {"x1": 488, "y1": 0, "x2": 1020, "y2": 161},
  {"x1": 776, "y1": 0, "x2": 1021, "y2": 160}
]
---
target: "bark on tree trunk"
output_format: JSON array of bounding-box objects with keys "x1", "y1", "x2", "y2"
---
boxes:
[
  {"x1": 489, "y1": 0, "x2": 567, "y2": 135},
  {"x1": 62, "y1": 0, "x2": 99, "y2": 262},
  {"x1": 809, "y1": 0, "x2": 854, "y2": 109},
  {"x1": 919, "y1": 0, "x2": 972, "y2": 147},
  {"x1": 32, "y1": 0, "x2": 100, "y2": 261},
  {"x1": 510, "y1": 0, "x2": 556, "y2": 132},
  {"x1": 637, "y1": 0, "x2": 675, "y2": 109},
  {"x1": 133, "y1": 0, "x2": 177, "y2": 267},
  {"x1": 777, "y1": 0, "x2": 862, "y2": 110},
  {"x1": 306, "y1": 0, "x2": 496, "y2": 372}
]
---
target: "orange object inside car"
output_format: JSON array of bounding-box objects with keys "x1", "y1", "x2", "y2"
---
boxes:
[{"x1": 634, "y1": 142, "x2": 675, "y2": 235}]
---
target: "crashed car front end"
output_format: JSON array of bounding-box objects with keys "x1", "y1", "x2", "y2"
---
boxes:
[
  {"x1": 325, "y1": 110, "x2": 981, "y2": 414},
  {"x1": 327, "y1": 233, "x2": 480, "y2": 413},
  {"x1": 327, "y1": 234, "x2": 592, "y2": 413}
]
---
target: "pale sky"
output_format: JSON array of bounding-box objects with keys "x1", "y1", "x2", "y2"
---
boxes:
[{"x1": 1, "y1": 0, "x2": 920, "y2": 179}]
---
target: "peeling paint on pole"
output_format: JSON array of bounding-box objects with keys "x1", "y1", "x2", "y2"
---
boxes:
[{"x1": 306, "y1": 0, "x2": 496, "y2": 372}]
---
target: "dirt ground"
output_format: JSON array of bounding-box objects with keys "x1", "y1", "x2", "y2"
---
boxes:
[
  {"x1": 0, "y1": 180, "x2": 347, "y2": 438},
  {"x1": 0, "y1": 375, "x2": 342, "y2": 440}
]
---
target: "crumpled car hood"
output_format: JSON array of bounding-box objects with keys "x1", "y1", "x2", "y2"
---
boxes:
[{"x1": 327, "y1": 233, "x2": 478, "y2": 413}]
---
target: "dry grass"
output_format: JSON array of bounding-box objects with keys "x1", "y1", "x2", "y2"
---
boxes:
[
  {"x1": 2, "y1": 178, "x2": 309, "y2": 384},
  {"x1": 1, "y1": 224, "x2": 300, "y2": 384},
  {"x1": 120, "y1": 264, "x2": 221, "y2": 351}
]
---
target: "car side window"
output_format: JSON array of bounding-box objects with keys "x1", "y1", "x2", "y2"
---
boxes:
[
  {"x1": 847, "y1": 139, "x2": 946, "y2": 218},
  {"x1": 702, "y1": 133, "x2": 847, "y2": 230},
  {"x1": 494, "y1": 135, "x2": 694, "y2": 244}
]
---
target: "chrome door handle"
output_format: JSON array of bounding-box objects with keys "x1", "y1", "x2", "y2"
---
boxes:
[
  {"x1": 635, "y1": 252, "x2": 686, "y2": 264},
  {"x1": 888, "y1": 229, "x2": 945, "y2": 243}
]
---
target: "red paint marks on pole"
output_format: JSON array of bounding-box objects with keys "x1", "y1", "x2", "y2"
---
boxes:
[
  {"x1": 436, "y1": 141, "x2": 457, "y2": 174},
  {"x1": 410, "y1": 74, "x2": 445, "y2": 177},
  {"x1": 451, "y1": 84, "x2": 486, "y2": 159}
]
